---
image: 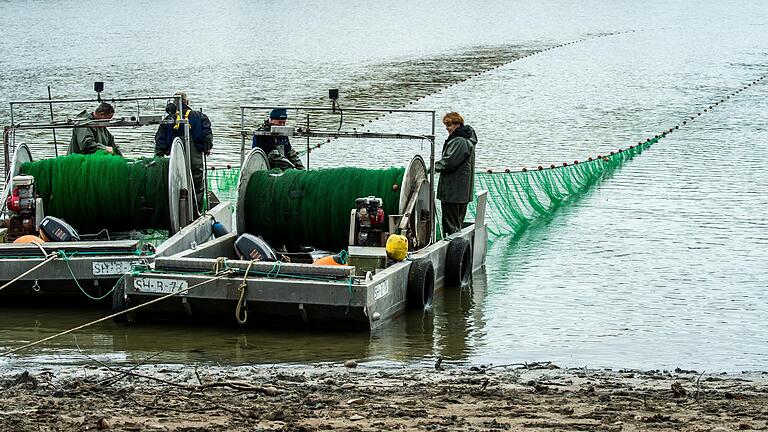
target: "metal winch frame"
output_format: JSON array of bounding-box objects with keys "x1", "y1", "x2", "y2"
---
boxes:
[
  {"x1": 0, "y1": 139, "x2": 233, "y2": 296},
  {"x1": 1, "y1": 93, "x2": 199, "y2": 233},
  {"x1": 238, "y1": 105, "x2": 437, "y2": 247}
]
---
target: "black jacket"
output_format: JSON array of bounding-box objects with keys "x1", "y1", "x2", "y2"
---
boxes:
[
  {"x1": 435, "y1": 125, "x2": 477, "y2": 203},
  {"x1": 155, "y1": 106, "x2": 213, "y2": 156}
]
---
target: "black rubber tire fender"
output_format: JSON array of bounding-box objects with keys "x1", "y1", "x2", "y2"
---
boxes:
[
  {"x1": 445, "y1": 237, "x2": 472, "y2": 287},
  {"x1": 407, "y1": 258, "x2": 435, "y2": 310}
]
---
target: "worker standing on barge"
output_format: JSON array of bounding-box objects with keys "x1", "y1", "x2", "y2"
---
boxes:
[
  {"x1": 252, "y1": 108, "x2": 305, "y2": 171},
  {"x1": 435, "y1": 112, "x2": 477, "y2": 236},
  {"x1": 154, "y1": 92, "x2": 213, "y2": 212},
  {"x1": 69, "y1": 102, "x2": 122, "y2": 156}
]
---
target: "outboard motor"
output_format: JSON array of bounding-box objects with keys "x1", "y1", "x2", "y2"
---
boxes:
[
  {"x1": 39, "y1": 216, "x2": 80, "y2": 242},
  {"x1": 235, "y1": 233, "x2": 279, "y2": 262}
]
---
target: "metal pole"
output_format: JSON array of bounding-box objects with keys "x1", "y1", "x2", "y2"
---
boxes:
[
  {"x1": 203, "y1": 153, "x2": 208, "y2": 213},
  {"x1": 178, "y1": 95, "x2": 195, "y2": 218},
  {"x1": 47, "y1": 86, "x2": 58, "y2": 157},
  {"x1": 9, "y1": 96, "x2": 173, "y2": 105},
  {"x1": 3, "y1": 127, "x2": 10, "y2": 178},
  {"x1": 306, "y1": 113, "x2": 310, "y2": 170},
  {"x1": 240, "y1": 105, "x2": 435, "y2": 114},
  {"x1": 430, "y1": 111, "x2": 436, "y2": 243},
  {"x1": 240, "y1": 107, "x2": 245, "y2": 164}
]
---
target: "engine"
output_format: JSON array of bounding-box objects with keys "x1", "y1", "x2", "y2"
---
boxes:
[
  {"x1": 3, "y1": 175, "x2": 39, "y2": 242},
  {"x1": 352, "y1": 196, "x2": 386, "y2": 247}
]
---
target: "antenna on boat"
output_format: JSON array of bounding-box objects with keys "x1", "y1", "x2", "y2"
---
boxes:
[
  {"x1": 94, "y1": 81, "x2": 104, "y2": 102},
  {"x1": 46, "y1": 86, "x2": 59, "y2": 156}
]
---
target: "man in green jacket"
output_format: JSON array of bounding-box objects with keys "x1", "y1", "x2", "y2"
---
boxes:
[
  {"x1": 435, "y1": 112, "x2": 477, "y2": 236},
  {"x1": 68, "y1": 102, "x2": 122, "y2": 156}
]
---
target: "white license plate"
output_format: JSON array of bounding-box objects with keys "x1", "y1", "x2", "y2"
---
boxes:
[
  {"x1": 92, "y1": 261, "x2": 132, "y2": 276},
  {"x1": 374, "y1": 280, "x2": 390, "y2": 300},
  {"x1": 133, "y1": 277, "x2": 188, "y2": 294}
]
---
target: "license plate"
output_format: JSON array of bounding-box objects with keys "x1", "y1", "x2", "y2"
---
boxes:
[
  {"x1": 133, "y1": 277, "x2": 188, "y2": 294},
  {"x1": 374, "y1": 280, "x2": 390, "y2": 300},
  {"x1": 92, "y1": 261, "x2": 132, "y2": 276}
]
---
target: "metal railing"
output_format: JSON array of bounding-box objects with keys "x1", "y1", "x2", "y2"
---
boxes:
[{"x1": 240, "y1": 104, "x2": 437, "y2": 244}]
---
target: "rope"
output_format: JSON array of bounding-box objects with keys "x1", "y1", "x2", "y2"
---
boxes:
[
  {"x1": 337, "y1": 250, "x2": 349, "y2": 265},
  {"x1": 30, "y1": 241, "x2": 48, "y2": 257},
  {"x1": 213, "y1": 257, "x2": 229, "y2": 275},
  {"x1": 235, "y1": 260, "x2": 254, "y2": 325},
  {"x1": 0, "y1": 254, "x2": 57, "y2": 292},
  {"x1": 57, "y1": 251, "x2": 119, "y2": 301},
  {"x1": 345, "y1": 277, "x2": 354, "y2": 315},
  {"x1": 0, "y1": 245, "x2": 145, "y2": 299},
  {"x1": 0, "y1": 270, "x2": 235, "y2": 357},
  {"x1": 266, "y1": 260, "x2": 281, "y2": 278},
  {"x1": 298, "y1": 30, "x2": 639, "y2": 156}
]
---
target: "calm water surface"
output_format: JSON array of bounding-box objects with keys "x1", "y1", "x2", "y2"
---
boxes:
[{"x1": 1, "y1": 0, "x2": 767, "y2": 372}]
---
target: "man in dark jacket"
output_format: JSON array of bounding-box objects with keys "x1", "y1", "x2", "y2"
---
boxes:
[
  {"x1": 252, "y1": 108, "x2": 305, "y2": 170},
  {"x1": 69, "y1": 102, "x2": 122, "y2": 156},
  {"x1": 435, "y1": 112, "x2": 477, "y2": 236},
  {"x1": 154, "y1": 92, "x2": 213, "y2": 212}
]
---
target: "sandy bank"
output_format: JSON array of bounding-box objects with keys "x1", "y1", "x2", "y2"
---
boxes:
[{"x1": 1, "y1": 362, "x2": 766, "y2": 431}]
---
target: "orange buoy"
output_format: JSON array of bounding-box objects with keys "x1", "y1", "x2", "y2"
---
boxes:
[
  {"x1": 13, "y1": 235, "x2": 45, "y2": 244},
  {"x1": 313, "y1": 254, "x2": 345, "y2": 266}
]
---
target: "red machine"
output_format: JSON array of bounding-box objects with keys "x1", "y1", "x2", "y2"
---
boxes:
[
  {"x1": 3, "y1": 175, "x2": 39, "y2": 241},
  {"x1": 352, "y1": 196, "x2": 386, "y2": 247}
]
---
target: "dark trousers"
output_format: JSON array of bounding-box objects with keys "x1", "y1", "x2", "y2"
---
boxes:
[{"x1": 441, "y1": 202, "x2": 468, "y2": 236}]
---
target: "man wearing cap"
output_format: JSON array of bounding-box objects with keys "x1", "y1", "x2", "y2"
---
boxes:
[
  {"x1": 251, "y1": 108, "x2": 305, "y2": 171},
  {"x1": 154, "y1": 92, "x2": 213, "y2": 211}
]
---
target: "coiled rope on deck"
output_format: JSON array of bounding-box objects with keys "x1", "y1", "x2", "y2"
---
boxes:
[
  {"x1": 244, "y1": 167, "x2": 404, "y2": 251},
  {"x1": 19, "y1": 152, "x2": 171, "y2": 232}
]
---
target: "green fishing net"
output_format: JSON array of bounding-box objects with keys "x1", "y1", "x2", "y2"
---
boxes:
[
  {"x1": 20, "y1": 152, "x2": 170, "y2": 232},
  {"x1": 468, "y1": 136, "x2": 658, "y2": 238},
  {"x1": 209, "y1": 134, "x2": 660, "y2": 245},
  {"x1": 243, "y1": 167, "x2": 404, "y2": 251},
  {"x1": 206, "y1": 166, "x2": 240, "y2": 203}
]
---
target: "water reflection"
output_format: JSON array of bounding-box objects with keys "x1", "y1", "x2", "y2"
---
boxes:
[
  {"x1": 435, "y1": 271, "x2": 488, "y2": 361},
  {"x1": 0, "y1": 269, "x2": 490, "y2": 369}
]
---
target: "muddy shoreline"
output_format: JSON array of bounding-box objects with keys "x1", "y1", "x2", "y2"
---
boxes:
[{"x1": 1, "y1": 361, "x2": 767, "y2": 431}]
